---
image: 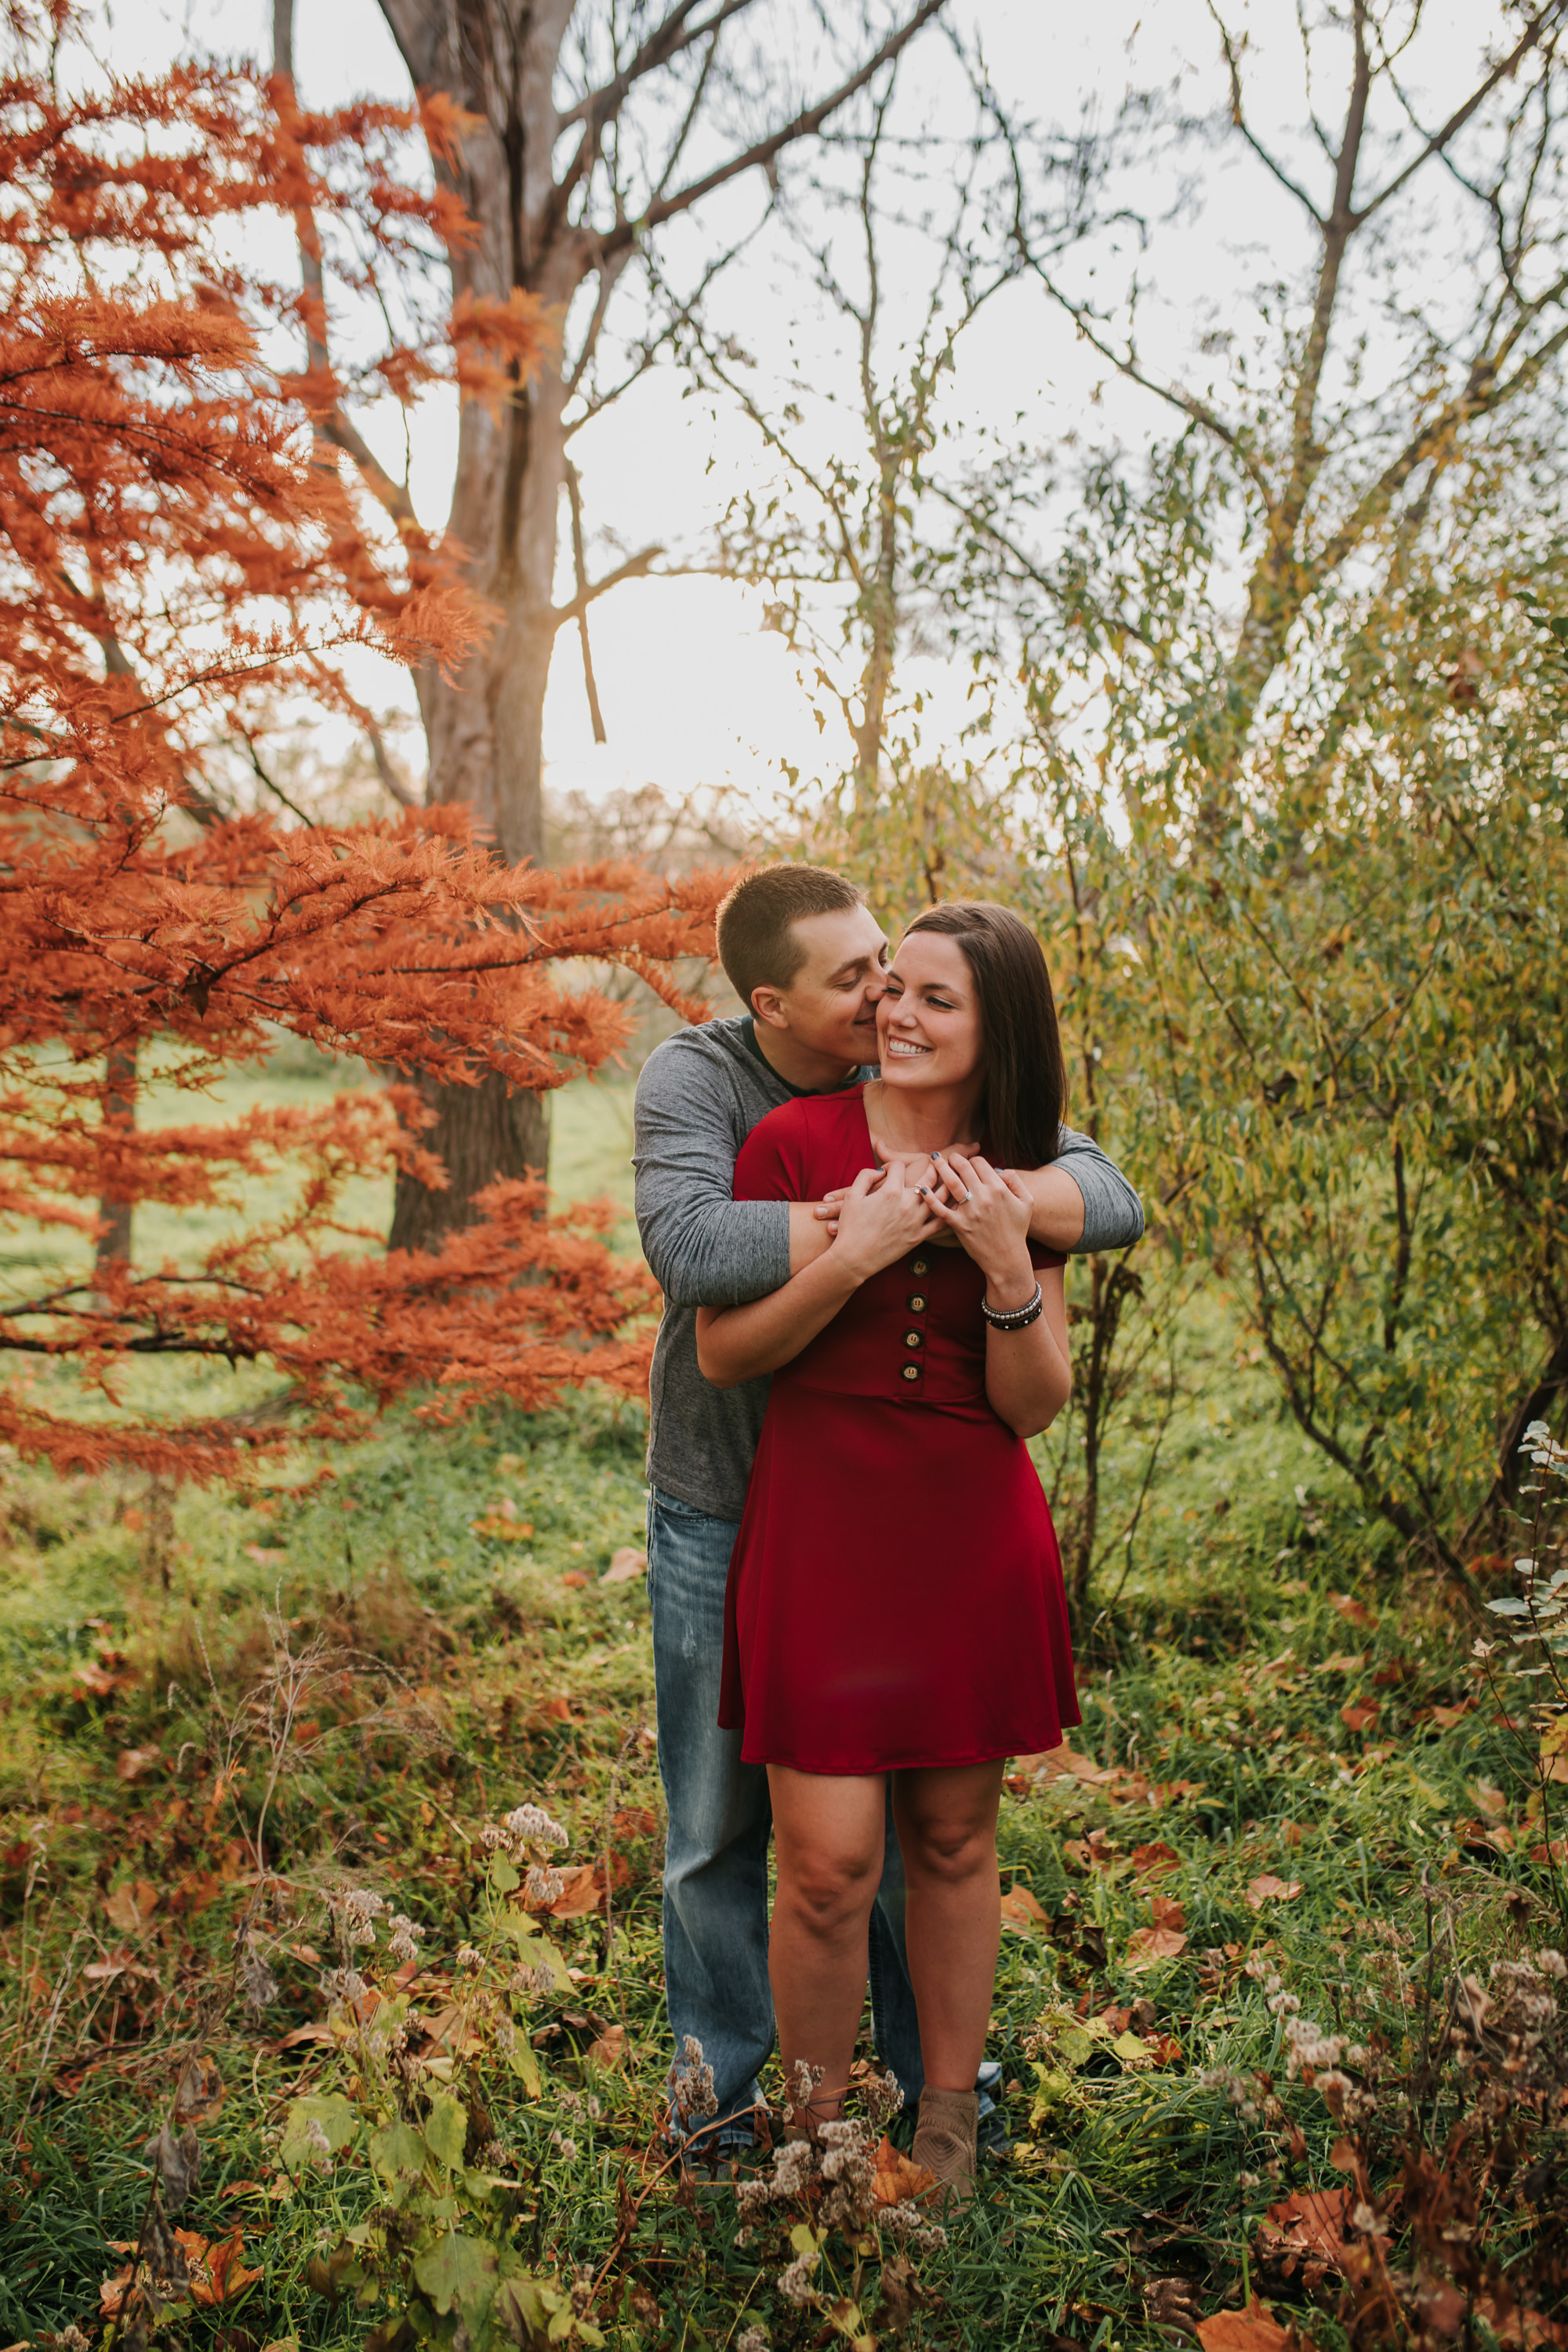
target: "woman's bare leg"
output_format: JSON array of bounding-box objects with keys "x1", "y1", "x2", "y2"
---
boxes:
[
  {"x1": 892, "y1": 1761, "x2": 1007, "y2": 2092},
  {"x1": 767, "y1": 1765, "x2": 887, "y2": 2125}
]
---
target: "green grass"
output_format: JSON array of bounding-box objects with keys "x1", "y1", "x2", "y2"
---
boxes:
[
  {"x1": 0, "y1": 1360, "x2": 1557, "y2": 2348},
  {"x1": 0, "y1": 1051, "x2": 1561, "y2": 2348}
]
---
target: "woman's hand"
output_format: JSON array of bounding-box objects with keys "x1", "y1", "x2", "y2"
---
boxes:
[
  {"x1": 832, "y1": 1161, "x2": 941, "y2": 1281},
  {"x1": 698, "y1": 1165, "x2": 939, "y2": 1389},
  {"x1": 811, "y1": 1134, "x2": 979, "y2": 1239},
  {"x1": 920, "y1": 1151, "x2": 1036, "y2": 1305}
]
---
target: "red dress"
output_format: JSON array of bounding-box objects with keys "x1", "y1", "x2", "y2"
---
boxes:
[{"x1": 718, "y1": 1086, "x2": 1080, "y2": 1773}]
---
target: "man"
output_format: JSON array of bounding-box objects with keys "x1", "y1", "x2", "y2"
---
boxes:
[{"x1": 633, "y1": 865, "x2": 1143, "y2": 2155}]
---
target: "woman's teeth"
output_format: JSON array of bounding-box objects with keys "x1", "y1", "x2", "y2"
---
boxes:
[{"x1": 887, "y1": 1038, "x2": 930, "y2": 1058}]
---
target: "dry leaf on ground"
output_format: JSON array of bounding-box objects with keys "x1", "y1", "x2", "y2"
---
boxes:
[
  {"x1": 175, "y1": 2229, "x2": 263, "y2": 2304},
  {"x1": 1246, "y1": 1875, "x2": 1303, "y2": 1910},
  {"x1": 1260, "y1": 2185, "x2": 1352, "y2": 2273},
  {"x1": 1196, "y1": 2296, "x2": 1291, "y2": 2352},
  {"x1": 601, "y1": 1546, "x2": 648, "y2": 1584},
  {"x1": 103, "y1": 1879, "x2": 159, "y2": 1934},
  {"x1": 1126, "y1": 1926, "x2": 1189, "y2": 1972},
  {"x1": 999, "y1": 1884, "x2": 1048, "y2": 1933},
  {"x1": 871, "y1": 2136, "x2": 937, "y2": 2207},
  {"x1": 546, "y1": 1857, "x2": 633, "y2": 1918},
  {"x1": 1131, "y1": 1839, "x2": 1181, "y2": 1876},
  {"x1": 173, "y1": 2052, "x2": 225, "y2": 2124},
  {"x1": 1036, "y1": 1743, "x2": 1122, "y2": 1787},
  {"x1": 114, "y1": 1748, "x2": 160, "y2": 1783},
  {"x1": 586, "y1": 2024, "x2": 626, "y2": 2069}
]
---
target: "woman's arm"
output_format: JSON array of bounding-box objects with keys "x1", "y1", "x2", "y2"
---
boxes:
[
  {"x1": 696, "y1": 1165, "x2": 940, "y2": 1388},
  {"x1": 921, "y1": 1151, "x2": 1073, "y2": 1438},
  {"x1": 984, "y1": 1261, "x2": 1072, "y2": 1439}
]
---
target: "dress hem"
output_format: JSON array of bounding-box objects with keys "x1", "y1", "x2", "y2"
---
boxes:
[{"x1": 736, "y1": 1734, "x2": 1078, "y2": 1776}]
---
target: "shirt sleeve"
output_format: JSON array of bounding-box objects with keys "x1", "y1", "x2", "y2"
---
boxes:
[
  {"x1": 632, "y1": 1041, "x2": 792, "y2": 1308},
  {"x1": 1051, "y1": 1124, "x2": 1145, "y2": 1253},
  {"x1": 732, "y1": 1101, "x2": 811, "y2": 1203}
]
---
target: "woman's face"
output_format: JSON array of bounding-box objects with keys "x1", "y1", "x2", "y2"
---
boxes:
[{"x1": 876, "y1": 930, "x2": 984, "y2": 1094}]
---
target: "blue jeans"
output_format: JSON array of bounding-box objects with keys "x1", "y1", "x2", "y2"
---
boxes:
[{"x1": 647, "y1": 1486, "x2": 925, "y2": 2142}]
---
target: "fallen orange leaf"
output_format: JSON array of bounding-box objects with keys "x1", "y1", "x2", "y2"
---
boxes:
[
  {"x1": 1152, "y1": 1893, "x2": 1186, "y2": 1931},
  {"x1": 175, "y1": 2228, "x2": 263, "y2": 2305},
  {"x1": 999, "y1": 1884, "x2": 1048, "y2": 1932},
  {"x1": 601, "y1": 1546, "x2": 647, "y2": 1584},
  {"x1": 586, "y1": 2024, "x2": 626, "y2": 2069},
  {"x1": 1131, "y1": 1839, "x2": 1181, "y2": 1877},
  {"x1": 1037, "y1": 1743, "x2": 1122, "y2": 1787},
  {"x1": 103, "y1": 1879, "x2": 159, "y2": 1935},
  {"x1": 1262, "y1": 2184, "x2": 1352, "y2": 2268},
  {"x1": 1196, "y1": 2296, "x2": 1291, "y2": 2352},
  {"x1": 1125, "y1": 1926, "x2": 1188, "y2": 1972},
  {"x1": 871, "y1": 2135, "x2": 937, "y2": 2207},
  {"x1": 1246, "y1": 1875, "x2": 1303, "y2": 1910}
]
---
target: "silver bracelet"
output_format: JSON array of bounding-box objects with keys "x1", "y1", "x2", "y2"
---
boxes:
[{"x1": 982, "y1": 1281, "x2": 1043, "y2": 1330}]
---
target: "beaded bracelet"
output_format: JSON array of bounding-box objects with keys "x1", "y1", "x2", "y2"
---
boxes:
[{"x1": 981, "y1": 1280, "x2": 1044, "y2": 1330}]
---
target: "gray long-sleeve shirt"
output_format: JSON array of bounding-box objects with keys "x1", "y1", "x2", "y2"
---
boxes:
[{"x1": 633, "y1": 1013, "x2": 1145, "y2": 1521}]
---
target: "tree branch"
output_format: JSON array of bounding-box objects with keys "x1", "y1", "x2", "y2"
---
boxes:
[
  {"x1": 556, "y1": 0, "x2": 755, "y2": 132},
  {"x1": 1351, "y1": 2, "x2": 1568, "y2": 230},
  {"x1": 564, "y1": 461, "x2": 608, "y2": 742},
  {"x1": 550, "y1": 545, "x2": 667, "y2": 629},
  {"x1": 1207, "y1": 0, "x2": 1326, "y2": 223},
  {"x1": 597, "y1": 0, "x2": 949, "y2": 261}
]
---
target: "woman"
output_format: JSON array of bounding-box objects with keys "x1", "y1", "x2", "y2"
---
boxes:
[{"x1": 695, "y1": 901, "x2": 1078, "y2": 2201}]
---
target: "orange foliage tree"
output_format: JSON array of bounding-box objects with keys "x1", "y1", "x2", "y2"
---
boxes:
[{"x1": 0, "y1": 7, "x2": 725, "y2": 1480}]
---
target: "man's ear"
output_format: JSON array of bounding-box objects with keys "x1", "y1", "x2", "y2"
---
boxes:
[{"x1": 751, "y1": 982, "x2": 790, "y2": 1033}]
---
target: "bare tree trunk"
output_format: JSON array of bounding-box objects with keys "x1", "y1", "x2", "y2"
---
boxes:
[
  {"x1": 359, "y1": 0, "x2": 946, "y2": 1234},
  {"x1": 95, "y1": 1040, "x2": 137, "y2": 1277}
]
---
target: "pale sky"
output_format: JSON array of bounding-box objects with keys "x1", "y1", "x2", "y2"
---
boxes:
[{"x1": 96, "y1": 0, "x2": 1499, "y2": 815}]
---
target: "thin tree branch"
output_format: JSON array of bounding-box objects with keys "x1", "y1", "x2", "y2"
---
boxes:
[
  {"x1": 564, "y1": 461, "x2": 608, "y2": 742},
  {"x1": 597, "y1": 0, "x2": 949, "y2": 261},
  {"x1": 555, "y1": 0, "x2": 754, "y2": 132},
  {"x1": 1207, "y1": 0, "x2": 1326, "y2": 223},
  {"x1": 1351, "y1": 2, "x2": 1568, "y2": 230},
  {"x1": 549, "y1": 545, "x2": 668, "y2": 628}
]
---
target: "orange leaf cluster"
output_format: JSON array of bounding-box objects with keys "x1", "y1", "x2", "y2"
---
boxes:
[{"x1": 0, "y1": 7, "x2": 729, "y2": 1479}]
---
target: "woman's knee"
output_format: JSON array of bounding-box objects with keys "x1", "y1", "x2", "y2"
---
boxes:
[
  {"x1": 776, "y1": 1842, "x2": 880, "y2": 1936},
  {"x1": 900, "y1": 1809, "x2": 996, "y2": 1888}
]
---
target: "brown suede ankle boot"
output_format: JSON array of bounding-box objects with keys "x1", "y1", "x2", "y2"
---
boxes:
[{"x1": 910, "y1": 2085, "x2": 978, "y2": 2207}]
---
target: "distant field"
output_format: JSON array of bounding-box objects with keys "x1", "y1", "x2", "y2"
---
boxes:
[{"x1": 0, "y1": 1052, "x2": 642, "y2": 1292}]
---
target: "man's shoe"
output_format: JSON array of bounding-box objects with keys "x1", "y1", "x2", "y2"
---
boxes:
[{"x1": 910, "y1": 2085, "x2": 978, "y2": 2209}]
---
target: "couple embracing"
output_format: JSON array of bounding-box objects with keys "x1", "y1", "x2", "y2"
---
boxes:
[{"x1": 632, "y1": 866, "x2": 1142, "y2": 2200}]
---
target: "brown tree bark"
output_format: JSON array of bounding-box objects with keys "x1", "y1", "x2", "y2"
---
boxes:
[
  {"x1": 94, "y1": 1040, "x2": 136, "y2": 1277},
  {"x1": 345, "y1": 1, "x2": 947, "y2": 1243}
]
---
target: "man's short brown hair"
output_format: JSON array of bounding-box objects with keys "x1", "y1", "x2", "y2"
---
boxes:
[{"x1": 715, "y1": 863, "x2": 866, "y2": 1011}]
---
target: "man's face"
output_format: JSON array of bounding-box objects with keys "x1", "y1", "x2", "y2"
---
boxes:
[{"x1": 752, "y1": 905, "x2": 891, "y2": 1065}]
